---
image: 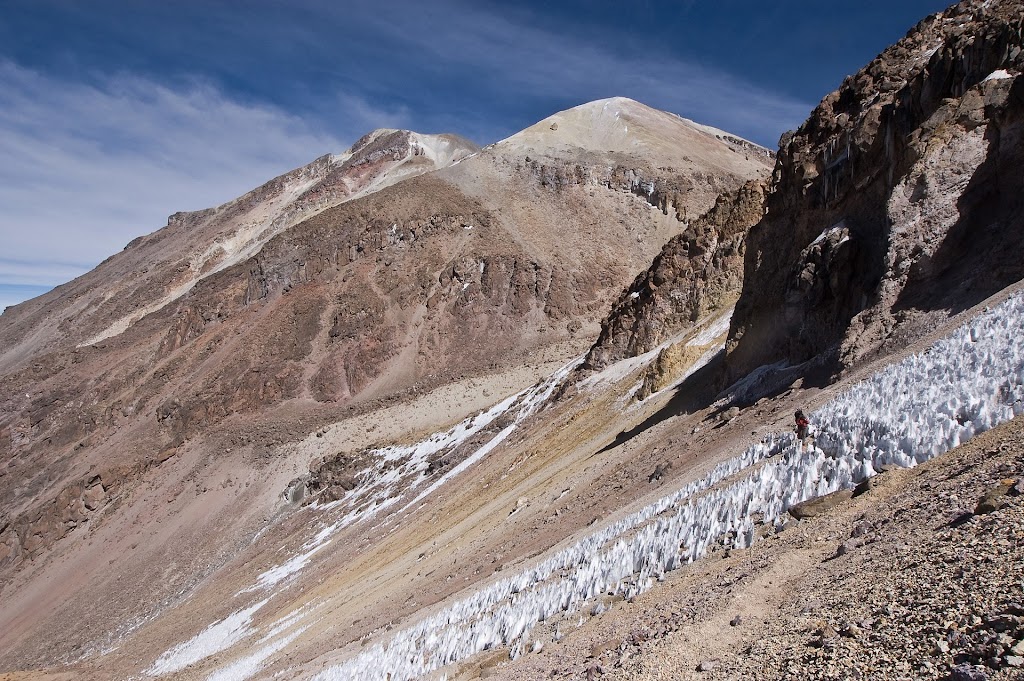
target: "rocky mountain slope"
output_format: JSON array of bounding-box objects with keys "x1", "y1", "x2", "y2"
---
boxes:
[
  {"x1": 725, "y1": 0, "x2": 1024, "y2": 384},
  {"x1": 0, "y1": 2, "x2": 1022, "y2": 680},
  {"x1": 0, "y1": 129, "x2": 480, "y2": 372},
  {"x1": 580, "y1": 178, "x2": 767, "y2": 374},
  {"x1": 0, "y1": 98, "x2": 771, "y2": 673}
]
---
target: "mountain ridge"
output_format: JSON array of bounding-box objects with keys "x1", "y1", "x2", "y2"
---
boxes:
[
  {"x1": 0, "y1": 95, "x2": 772, "y2": 661},
  {"x1": 0, "y1": 128, "x2": 481, "y2": 372}
]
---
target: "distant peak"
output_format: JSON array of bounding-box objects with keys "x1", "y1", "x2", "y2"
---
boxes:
[{"x1": 331, "y1": 128, "x2": 479, "y2": 170}]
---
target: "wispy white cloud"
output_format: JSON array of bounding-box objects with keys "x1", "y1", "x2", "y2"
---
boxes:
[
  {"x1": 0, "y1": 62, "x2": 405, "y2": 305},
  {"x1": 333, "y1": 91, "x2": 413, "y2": 133},
  {"x1": 348, "y1": 0, "x2": 812, "y2": 144}
]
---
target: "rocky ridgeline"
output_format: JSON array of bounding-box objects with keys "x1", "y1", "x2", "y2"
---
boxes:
[
  {"x1": 725, "y1": 0, "x2": 1024, "y2": 383},
  {"x1": 344, "y1": 129, "x2": 419, "y2": 167},
  {"x1": 160, "y1": 154, "x2": 339, "y2": 238},
  {"x1": 507, "y1": 155, "x2": 747, "y2": 220},
  {"x1": 143, "y1": 131, "x2": 472, "y2": 279},
  {"x1": 581, "y1": 179, "x2": 767, "y2": 372}
]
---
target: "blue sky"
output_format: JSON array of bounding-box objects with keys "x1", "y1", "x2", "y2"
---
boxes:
[{"x1": 0, "y1": 0, "x2": 951, "y2": 311}]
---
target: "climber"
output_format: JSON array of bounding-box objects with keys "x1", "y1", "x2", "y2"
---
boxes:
[{"x1": 794, "y1": 409, "x2": 811, "y2": 443}]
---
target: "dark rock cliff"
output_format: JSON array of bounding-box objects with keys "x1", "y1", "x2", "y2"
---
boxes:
[
  {"x1": 726, "y1": 0, "x2": 1024, "y2": 382},
  {"x1": 582, "y1": 179, "x2": 768, "y2": 371}
]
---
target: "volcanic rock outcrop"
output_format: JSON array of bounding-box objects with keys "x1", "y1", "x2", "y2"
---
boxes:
[
  {"x1": 581, "y1": 179, "x2": 767, "y2": 372},
  {"x1": 726, "y1": 0, "x2": 1024, "y2": 382}
]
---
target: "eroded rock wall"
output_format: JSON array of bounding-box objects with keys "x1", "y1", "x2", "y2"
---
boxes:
[
  {"x1": 726, "y1": 0, "x2": 1024, "y2": 382},
  {"x1": 582, "y1": 179, "x2": 767, "y2": 371}
]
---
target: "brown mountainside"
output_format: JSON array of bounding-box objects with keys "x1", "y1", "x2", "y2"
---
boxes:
[
  {"x1": 5, "y1": 2, "x2": 1022, "y2": 676},
  {"x1": 0, "y1": 130, "x2": 481, "y2": 374},
  {"x1": 0, "y1": 97, "x2": 771, "y2": 668}
]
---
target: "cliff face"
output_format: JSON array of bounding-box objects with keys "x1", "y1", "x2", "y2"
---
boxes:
[
  {"x1": 726, "y1": 0, "x2": 1024, "y2": 382},
  {"x1": 582, "y1": 179, "x2": 767, "y2": 371}
]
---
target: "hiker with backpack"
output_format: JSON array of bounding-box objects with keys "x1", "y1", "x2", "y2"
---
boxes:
[{"x1": 794, "y1": 409, "x2": 810, "y2": 443}]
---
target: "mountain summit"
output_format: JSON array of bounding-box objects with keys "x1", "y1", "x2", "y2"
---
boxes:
[{"x1": 499, "y1": 96, "x2": 768, "y2": 162}]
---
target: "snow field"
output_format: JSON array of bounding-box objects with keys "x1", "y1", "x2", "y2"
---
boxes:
[
  {"x1": 206, "y1": 628, "x2": 307, "y2": 681},
  {"x1": 313, "y1": 291, "x2": 1024, "y2": 680},
  {"x1": 686, "y1": 309, "x2": 733, "y2": 347}
]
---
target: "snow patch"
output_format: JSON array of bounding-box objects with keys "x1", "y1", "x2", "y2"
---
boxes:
[
  {"x1": 242, "y1": 358, "x2": 582, "y2": 603},
  {"x1": 635, "y1": 343, "x2": 723, "y2": 407},
  {"x1": 578, "y1": 346, "x2": 663, "y2": 390},
  {"x1": 723, "y1": 360, "x2": 792, "y2": 404},
  {"x1": 810, "y1": 220, "x2": 848, "y2": 247},
  {"x1": 687, "y1": 310, "x2": 733, "y2": 347},
  {"x1": 206, "y1": 628, "x2": 307, "y2": 681},
  {"x1": 250, "y1": 541, "x2": 331, "y2": 591},
  {"x1": 983, "y1": 69, "x2": 1013, "y2": 81},
  {"x1": 147, "y1": 599, "x2": 269, "y2": 676},
  {"x1": 581, "y1": 307, "x2": 733, "y2": 397}
]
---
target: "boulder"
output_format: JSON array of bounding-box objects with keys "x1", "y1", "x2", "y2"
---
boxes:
[
  {"x1": 975, "y1": 479, "x2": 1016, "y2": 514},
  {"x1": 788, "y1": 489, "x2": 854, "y2": 519}
]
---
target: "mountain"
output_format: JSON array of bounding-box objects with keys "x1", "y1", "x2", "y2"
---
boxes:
[
  {"x1": 0, "y1": 98, "x2": 772, "y2": 673},
  {"x1": 0, "y1": 129, "x2": 481, "y2": 370},
  {"x1": 1, "y1": 1, "x2": 1022, "y2": 679}
]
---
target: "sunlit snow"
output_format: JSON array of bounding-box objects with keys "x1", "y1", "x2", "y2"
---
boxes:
[
  {"x1": 146, "y1": 599, "x2": 269, "y2": 676},
  {"x1": 983, "y1": 69, "x2": 1013, "y2": 81},
  {"x1": 239, "y1": 358, "x2": 582, "y2": 596},
  {"x1": 686, "y1": 310, "x2": 732, "y2": 347},
  {"x1": 205, "y1": 628, "x2": 307, "y2": 681}
]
